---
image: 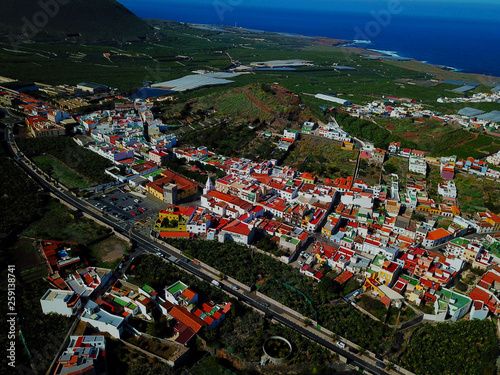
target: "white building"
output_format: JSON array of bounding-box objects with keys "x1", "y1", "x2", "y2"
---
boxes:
[
  {"x1": 40, "y1": 289, "x2": 82, "y2": 317},
  {"x1": 438, "y1": 181, "x2": 457, "y2": 199},
  {"x1": 408, "y1": 156, "x2": 427, "y2": 175},
  {"x1": 80, "y1": 300, "x2": 125, "y2": 338}
]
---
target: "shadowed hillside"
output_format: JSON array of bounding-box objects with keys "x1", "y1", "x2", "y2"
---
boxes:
[{"x1": 0, "y1": 0, "x2": 152, "y2": 42}]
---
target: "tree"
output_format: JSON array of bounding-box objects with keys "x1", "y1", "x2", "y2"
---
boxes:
[{"x1": 384, "y1": 162, "x2": 398, "y2": 174}]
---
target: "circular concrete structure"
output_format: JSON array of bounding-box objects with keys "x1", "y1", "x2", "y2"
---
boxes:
[{"x1": 262, "y1": 336, "x2": 293, "y2": 365}]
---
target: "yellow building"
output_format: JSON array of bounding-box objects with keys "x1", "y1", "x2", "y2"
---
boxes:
[
  {"x1": 341, "y1": 141, "x2": 354, "y2": 151},
  {"x1": 300, "y1": 172, "x2": 316, "y2": 184},
  {"x1": 146, "y1": 170, "x2": 198, "y2": 203},
  {"x1": 154, "y1": 206, "x2": 196, "y2": 232}
]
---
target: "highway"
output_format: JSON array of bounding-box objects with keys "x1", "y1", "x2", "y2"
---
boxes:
[{"x1": 1, "y1": 123, "x2": 391, "y2": 375}]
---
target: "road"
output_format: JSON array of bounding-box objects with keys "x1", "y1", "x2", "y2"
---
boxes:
[{"x1": 1, "y1": 123, "x2": 393, "y2": 375}]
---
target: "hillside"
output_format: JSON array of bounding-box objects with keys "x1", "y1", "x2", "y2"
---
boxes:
[{"x1": 0, "y1": 0, "x2": 152, "y2": 42}]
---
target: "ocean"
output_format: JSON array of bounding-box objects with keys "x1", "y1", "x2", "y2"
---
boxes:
[{"x1": 119, "y1": 1, "x2": 500, "y2": 78}]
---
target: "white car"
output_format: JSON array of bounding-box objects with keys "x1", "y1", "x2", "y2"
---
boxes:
[
  {"x1": 336, "y1": 341, "x2": 346, "y2": 349},
  {"x1": 298, "y1": 260, "x2": 304, "y2": 266}
]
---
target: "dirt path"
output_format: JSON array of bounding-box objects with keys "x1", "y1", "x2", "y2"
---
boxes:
[
  {"x1": 243, "y1": 88, "x2": 275, "y2": 114},
  {"x1": 453, "y1": 130, "x2": 479, "y2": 148}
]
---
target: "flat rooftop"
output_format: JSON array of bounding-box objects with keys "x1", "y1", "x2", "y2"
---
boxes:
[{"x1": 152, "y1": 72, "x2": 239, "y2": 92}]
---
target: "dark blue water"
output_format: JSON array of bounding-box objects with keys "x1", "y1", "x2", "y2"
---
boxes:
[{"x1": 119, "y1": 1, "x2": 500, "y2": 78}]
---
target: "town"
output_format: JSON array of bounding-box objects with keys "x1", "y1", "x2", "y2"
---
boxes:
[{"x1": 2, "y1": 63, "x2": 500, "y2": 375}]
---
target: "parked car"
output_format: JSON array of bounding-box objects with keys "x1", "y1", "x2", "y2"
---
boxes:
[
  {"x1": 336, "y1": 341, "x2": 346, "y2": 349},
  {"x1": 131, "y1": 212, "x2": 137, "y2": 216},
  {"x1": 298, "y1": 260, "x2": 304, "y2": 266}
]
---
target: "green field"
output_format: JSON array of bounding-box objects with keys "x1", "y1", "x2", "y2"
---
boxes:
[
  {"x1": 440, "y1": 133, "x2": 500, "y2": 159},
  {"x1": 283, "y1": 134, "x2": 359, "y2": 178},
  {"x1": 33, "y1": 154, "x2": 91, "y2": 189},
  {"x1": 5, "y1": 238, "x2": 49, "y2": 283},
  {"x1": 17, "y1": 136, "x2": 114, "y2": 186},
  {"x1": 22, "y1": 199, "x2": 112, "y2": 244}
]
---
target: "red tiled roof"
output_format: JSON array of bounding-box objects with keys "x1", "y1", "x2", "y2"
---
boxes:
[
  {"x1": 426, "y1": 228, "x2": 451, "y2": 241},
  {"x1": 159, "y1": 232, "x2": 190, "y2": 238},
  {"x1": 334, "y1": 271, "x2": 353, "y2": 285},
  {"x1": 170, "y1": 305, "x2": 207, "y2": 333},
  {"x1": 182, "y1": 288, "x2": 197, "y2": 301}
]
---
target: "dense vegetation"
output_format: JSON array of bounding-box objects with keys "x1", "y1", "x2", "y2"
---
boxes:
[
  {"x1": 12, "y1": 279, "x2": 71, "y2": 374},
  {"x1": 162, "y1": 158, "x2": 224, "y2": 184},
  {"x1": 441, "y1": 133, "x2": 500, "y2": 159},
  {"x1": 0, "y1": 148, "x2": 46, "y2": 234},
  {"x1": 400, "y1": 320, "x2": 498, "y2": 375},
  {"x1": 17, "y1": 137, "x2": 114, "y2": 185},
  {"x1": 336, "y1": 112, "x2": 416, "y2": 150},
  {"x1": 165, "y1": 239, "x2": 396, "y2": 354},
  {"x1": 181, "y1": 121, "x2": 267, "y2": 158},
  {"x1": 128, "y1": 255, "x2": 334, "y2": 367}
]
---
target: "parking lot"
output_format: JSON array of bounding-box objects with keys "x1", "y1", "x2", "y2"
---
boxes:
[{"x1": 88, "y1": 188, "x2": 159, "y2": 223}]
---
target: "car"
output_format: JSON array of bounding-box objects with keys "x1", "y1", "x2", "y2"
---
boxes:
[
  {"x1": 336, "y1": 341, "x2": 346, "y2": 349},
  {"x1": 111, "y1": 197, "x2": 117, "y2": 201},
  {"x1": 131, "y1": 212, "x2": 137, "y2": 216},
  {"x1": 298, "y1": 260, "x2": 304, "y2": 266},
  {"x1": 375, "y1": 362, "x2": 386, "y2": 369},
  {"x1": 262, "y1": 302, "x2": 271, "y2": 308},
  {"x1": 156, "y1": 252, "x2": 161, "y2": 256},
  {"x1": 121, "y1": 197, "x2": 127, "y2": 201},
  {"x1": 134, "y1": 199, "x2": 140, "y2": 203},
  {"x1": 231, "y1": 284, "x2": 239, "y2": 290},
  {"x1": 138, "y1": 208, "x2": 145, "y2": 213},
  {"x1": 101, "y1": 194, "x2": 107, "y2": 198}
]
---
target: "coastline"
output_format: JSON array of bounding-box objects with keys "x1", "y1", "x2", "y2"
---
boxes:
[{"x1": 150, "y1": 19, "x2": 500, "y2": 83}]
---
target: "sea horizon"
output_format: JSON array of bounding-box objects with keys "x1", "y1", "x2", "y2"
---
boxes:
[{"x1": 118, "y1": 0, "x2": 500, "y2": 79}]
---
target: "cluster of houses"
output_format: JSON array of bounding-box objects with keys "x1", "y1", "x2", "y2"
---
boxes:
[
  {"x1": 344, "y1": 96, "x2": 499, "y2": 132},
  {"x1": 0, "y1": 91, "x2": 77, "y2": 137},
  {"x1": 41, "y1": 276, "x2": 230, "y2": 343},
  {"x1": 307, "y1": 223, "x2": 500, "y2": 322},
  {"x1": 53, "y1": 335, "x2": 107, "y2": 375},
  {"x1": 41, "y1": 272, "x2": 230, "y2": 369},
  {"x1": 437, "y1": 86, "x2": 500, "y2": 104},
  {"x1": 386, "y1": 142, "x2": 500, "y2": 180},
  {"x1": 154, "y1": 141, "x2": 500, "y2": 323}
]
